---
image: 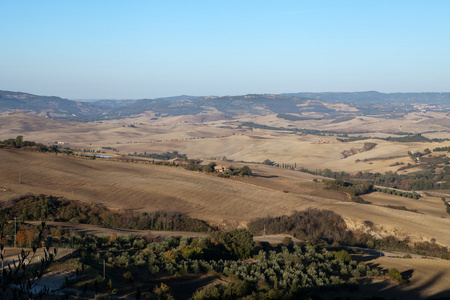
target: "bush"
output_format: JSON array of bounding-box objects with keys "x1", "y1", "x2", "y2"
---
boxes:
[
  {"x1": 191, "y1": 285, "x2": 221, "y2": 300},
  {"x1": 248, "y1": 208, "x2": 352, "y2": 244},
  {"x1": 123, "y1": 271, "x2": 134, "y2": 283},
  {"x1": 211, "y1": 229, "x2": 254, "y2": 260},
  {"x1": 335, "y1": 250, "x2": 351, "y2": 263},
  {"x1": 240, "y1": 166, "x2": 252, "y2": 176},
  {"x1": 153, "y1": 283, "x2": 174, "y2": 300},
  {"x1": 388, "y1": 268, "x2": 405, "y2": 284}
]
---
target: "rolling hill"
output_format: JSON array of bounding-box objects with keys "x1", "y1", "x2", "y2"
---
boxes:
[
  {"x1": 1, "y1": 149, "x2": 450, "y2": 248},
  {"x1": 2, "y1": 90, "x2": 450, "y2": 122}
]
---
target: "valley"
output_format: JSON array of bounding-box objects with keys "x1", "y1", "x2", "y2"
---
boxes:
[{"x1": 2, "y1": 92, "x2": 450, "y2": 299}]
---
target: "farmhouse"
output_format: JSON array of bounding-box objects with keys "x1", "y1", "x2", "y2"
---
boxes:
[{"x1": 214, "y1": 165, "x2": 229, "y2": 173}]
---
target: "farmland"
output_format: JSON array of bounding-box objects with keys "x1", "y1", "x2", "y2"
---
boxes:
[{"x1": 2, "y1": 102, "x2": 450, "y2": 298}]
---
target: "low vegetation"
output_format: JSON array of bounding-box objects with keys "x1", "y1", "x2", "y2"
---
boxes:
[
  {"x1": 0, "y1": 194, "x2": 213, "y2": 232},
  {"x1": 2, "y1": 197, "x2": 450, "y2": 298},
  {"x1": 338, "y1": 133, "x2": 449, "y2": 143},
  {"x1": 299, "y1": 150, "x2": 450, "y2": 191},
  {"x1": 128, "y1": 150, "x2": 187, "y2": 160},
  {"x1": 374, "y1": 187, "x2": 420, "y2": 199},
  {"x1": 276, "y1": 113, "x2": 319, "y2": 121},
  {"x1": 388, "y1": 268, "x2": 405, "y2": 284},
  {"x1": 433, "y1": 146, "x2": 450, "y2": 152},
  {"x1": 240, "y1": 122, "x2": 360, "y2": 136},
  {"x1": 248, "y1": 209, "x2": 450, "y2": 260},
  {"x1": 322, "y1": 179, "x2": 373, "y2": 203},
  {"x1": 0, "y1": 135, "x2": 59, "y2": 153},
  {"x1": 442, "y1": 197, "x2": 450, "y2": 214},
  {"x1": 0, "y1": 224, "x2": 57, "y2": 299},
  {"x1": 248, "y1": 208, "x2": 351, "y2": 244},
  {"x1": 52, "y1": 230, "x2": 380, "y2": 299}
]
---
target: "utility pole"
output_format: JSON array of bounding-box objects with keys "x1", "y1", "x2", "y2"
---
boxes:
[{"x1": 14, "y1": 217, "x2": 18, "y2": 248}]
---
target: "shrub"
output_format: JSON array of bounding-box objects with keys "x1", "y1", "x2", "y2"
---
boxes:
[
  {"x1": 153, "y1": 283, "x2": 174, "y2": 300},
  {"x1": 191, "y1": 285, "x2": 220, "y2": 300},
  {"x1": 335, "y1": 250, "x2": 351, "y2": 263},
  {"x1": 388, "y1": 268, "x2": 405, "y2": 284},
  {"x1": 123, "y1": 271, "x2": 134, "y2": 283}
]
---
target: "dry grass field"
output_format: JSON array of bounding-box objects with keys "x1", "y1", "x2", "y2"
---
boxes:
[
  {"x1": 1, "y1": 149, "x2": 450, "y2": 248},
  {"x1": 2, "y1": 113, "x2": 450, "y2": 243},
  {"x1": 324, "y1": 256, "x2": 450, "y2": 300},
  {"x1": 361, "y1": 192, "x2": 449, "y2": 218},
  {"x1": 365, "y1": 256, "x2": 450, "y2": 299},
  {"x1": 2, "y1": 113, "x2": 450, "y2": 297},
  {"x1": 2, "y1": 113, "x2": 449, "y2": 175}
]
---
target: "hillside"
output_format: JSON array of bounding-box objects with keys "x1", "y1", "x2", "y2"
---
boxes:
[
  {"x1": 1, "y1": 149, "x2": 450, "y2": 247},
  {"x1": 2, "y1": 90, "x2": 450, "y2": 122},
  {"x1": 0, "y1": 90, "x2": 104, "y2": 119},
  {"x1": 285, "y1": 91, "x2": 450, "y2": 105}
]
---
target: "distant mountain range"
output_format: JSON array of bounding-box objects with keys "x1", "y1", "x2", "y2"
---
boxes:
[
  {"x1": 1, "y1": 90, "x2": 449, "y2": 122},
  {"x1": 283, "y1": 91, "x2": 450, "y2": 104}
]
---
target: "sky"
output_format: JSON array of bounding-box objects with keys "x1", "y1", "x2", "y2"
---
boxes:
[{"x1": 1, "y1": 1, "x2": 449, "y2": 99}]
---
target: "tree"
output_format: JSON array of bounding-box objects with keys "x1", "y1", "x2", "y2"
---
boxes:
[
  {"x1": 14, "y1": 136, "x2": 23, "y2": 147},
  {"x1": 204, "y1": 162, "x2": 217, "y2": 173},
  {"x1": 212, "y1": 229, "x2": 254, "y2": 259},
  {"x1": 109, "y1": 233, "x2": 118, "y2": 243},
  {"x1": 388, "y1": 268, "x2": 405, "y2": 284},
  {"x1": 0, "y1": 222, "x2": 56, "y2": 300},
  {"x1": 262, "y1": 159, "x2": 273, "y2": 166},
  {"x1": 153, "y1": 283, "x2": 174, "y2": 300},
  {"x1": 25, "y1": 230, "x2": 36, "y2": 248},
  {"x1": 239, "y1": 166, "x2": 252, "y2": 176},
  {"x1": 335, "y1": 250, "x2": 351, "y2": 263},
  {"x1": 16, "y1": 231, "x2": 27, "y2": 247}
]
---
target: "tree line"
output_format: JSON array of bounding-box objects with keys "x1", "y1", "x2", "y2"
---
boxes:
[
  {"x1": 0, "y1": 135, "x2": 58, "y2": 152},
  {"x1": 0, "y1": 194, "x2": 213, "y2": 235},
  {"x1": 128, "y1": 150, "x2": 187, "y2": 160},
  {"x1": 248, "y1": 209, "x2": 450, "y2": 260},
  {"x1": 322, "y1": 179, "x2": 373, "y2": 203}
]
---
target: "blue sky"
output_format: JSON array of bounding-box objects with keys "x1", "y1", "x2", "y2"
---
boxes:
[{"x1": 1, "y1": 1, "x2": 449, "y2": 99}]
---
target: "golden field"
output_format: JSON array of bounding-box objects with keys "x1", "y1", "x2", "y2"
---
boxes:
[{"x1": 2, "y1": 112, "x2": 450, "y2": 297}]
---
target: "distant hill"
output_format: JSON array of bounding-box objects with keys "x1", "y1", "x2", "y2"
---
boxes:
[
  {"x1": 1, "y1": 90, "x2": 450, "y2": 122},
  {"x1": 284, "y1": 91, "x2": 450, "y2": 104},
  {"x1": 0, "y1": 90, "x2": 105, "y2": 120}
]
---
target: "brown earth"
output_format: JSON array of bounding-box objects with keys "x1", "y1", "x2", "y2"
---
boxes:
[
  {"x1": 1, "y1": 149, "x2": 450, "y2": 248},
  {"x1": 2, "y1": 113, "x2": 450, "y2": 175},
  {"x1": 2, "y1": 111, "x2": 450, "y2": 298},
  {"x1": 325, "y1": 256, "x2": 450, "y2": 300}
]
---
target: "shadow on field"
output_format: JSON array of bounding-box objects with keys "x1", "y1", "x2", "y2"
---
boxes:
[
  {"x1": 401, "y1": 269, "x2": 414, "y2": 283},
  {"x1": 158, "y1": 275, "x2": 218, "y2": 300},
  {"x1": 253, "y1": 174, "x2": 279, "y2": 178},
  {"x1": 324, "y1": 273, "x2": 450, "y2": 300}
]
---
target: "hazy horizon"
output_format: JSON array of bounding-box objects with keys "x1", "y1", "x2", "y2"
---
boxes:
[{"x1": 3, "y1": 89, "x2": 450, "y2": 103}]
